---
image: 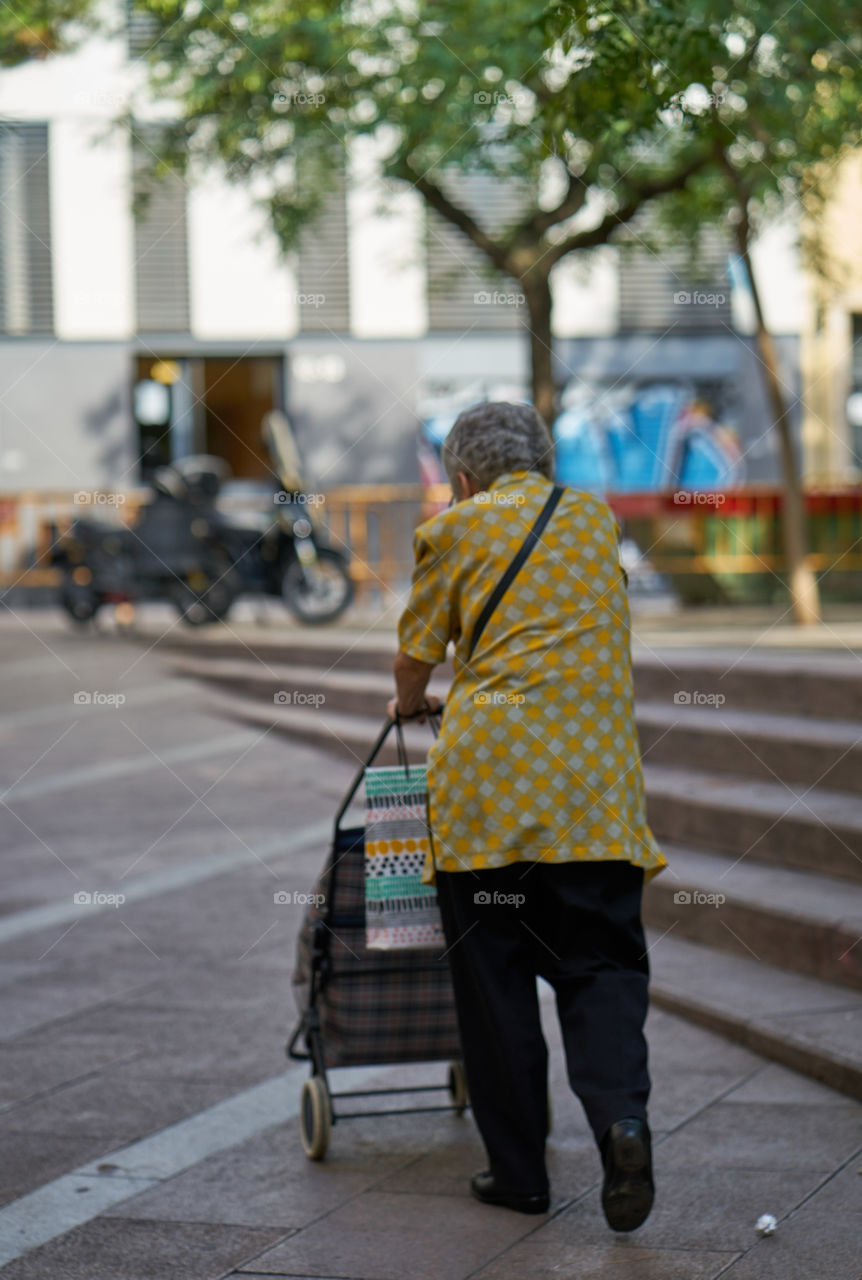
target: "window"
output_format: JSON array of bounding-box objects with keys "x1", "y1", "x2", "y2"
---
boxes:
[
  {"x1": 426, "y1": 171, "x2": 527, "y2": 331},
  {"x1": 849, "y1": 314, "x2": 862, "y2": 467},
  {"x1": 125, "y1": 0, "x2": 160, "y2": 59},
  {"x1": 131, "y1": 125, "x2": 191, "y2": 333},
  {"x1": 617, "y1": 217, "x2": 732, "y2": 333},
  {"x1": 0, "y1": 122, "x2": 54, "y2": 335}
]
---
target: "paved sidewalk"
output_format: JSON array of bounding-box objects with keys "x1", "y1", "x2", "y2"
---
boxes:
[{"x1": 1, "y1": 611, "x2": 861, "y2": 1279}]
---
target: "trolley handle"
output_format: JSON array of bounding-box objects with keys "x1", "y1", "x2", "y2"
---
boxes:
[{"x1": 332, "y1": 704, "x2": 441, "y2": 835}]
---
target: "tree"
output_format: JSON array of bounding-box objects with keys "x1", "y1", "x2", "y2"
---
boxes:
[
  {"x1": 130, "y1": 0, "x2": 717, "y2": 424},
  {"x1": 1, "y1": 0, "x2": 95, "y2": 66},
  {"x1": 589, "y1": 0, "x2": 862, "y2": 624},
  {"x1": 131, "y1": 1, "x2": 862, "y2": 620}
]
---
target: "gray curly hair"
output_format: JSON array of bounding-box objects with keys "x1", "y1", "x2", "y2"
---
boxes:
[{"x1": 440, "y1": 401, "x2": 555, "y2": 491}]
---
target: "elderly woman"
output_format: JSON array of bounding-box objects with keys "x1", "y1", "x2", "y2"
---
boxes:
[{"x1": 388, "y1": 401, "x2": 666, "y2": 1230}]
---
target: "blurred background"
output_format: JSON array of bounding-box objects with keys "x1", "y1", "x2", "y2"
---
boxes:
[
  {"x1": 2, "y1": 8, "x2": 862, "y2": 1276},
  {"x1": 2, "y1": 0, "x2": 862, "y2": 621}
]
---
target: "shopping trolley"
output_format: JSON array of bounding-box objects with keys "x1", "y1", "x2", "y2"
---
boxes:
[{"x1": 287, "y1": 714, "x2": 468, "y2": 1159}]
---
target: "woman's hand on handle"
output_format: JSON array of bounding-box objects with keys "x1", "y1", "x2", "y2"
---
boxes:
[
  {"x1": 386, "y1": 693, "x2": 441, "y2": 724},
  {"x1": 388, "y1": 651, "x2": 438, "y2": 722}
]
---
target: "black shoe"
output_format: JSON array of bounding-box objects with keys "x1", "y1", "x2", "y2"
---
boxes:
[
  {"x1": 470, "y1": 1170, "x2": 550, "y2": 1215},
  {"x1": 600, "y1": 1118, "x2": 654, "y2": 1232}
]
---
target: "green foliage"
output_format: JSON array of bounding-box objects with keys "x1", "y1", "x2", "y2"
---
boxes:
[
  {"x1": 550, "y1": 1, "x2": 862, "y2": 274},
  {"x1": 129, "y1": 0, "x2": 862, "y2": 291},
  {"x1": 0, "y1": 0, "x2": 95, "y2": 66},
  {"x1": 128, "y1": 0, "x2": 712, "y2": 270}
]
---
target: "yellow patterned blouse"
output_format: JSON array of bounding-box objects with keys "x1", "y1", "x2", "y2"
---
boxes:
[{"x1": 397, "y1": 470, "x2": 666, "y2": 884}]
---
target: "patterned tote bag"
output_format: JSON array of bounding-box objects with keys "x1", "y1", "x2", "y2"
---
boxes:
[{"x1": 364, "y1": 761, "x2": 445, "y2": 951}]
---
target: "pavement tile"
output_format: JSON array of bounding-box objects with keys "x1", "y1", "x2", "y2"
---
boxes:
[
  {"x1": 0, "y1": 1040, "x2": 141, "y2": 1111},
  {"x1": 237, "y1": 1190, "x2": 538, "y2": 1280},
  {"x1": 0, "y1": 1217, "x2": 288, "y2": 1280},
  {"x1": 656, "y1": 1101, "x2": 862, "y2": 1170},
  {"x1": 0, "y1": 973, "x2": 160, "y2": 1041},
  {"x1": 47, "y1": 1003, "x2": 290, "y2": 1080},
  {"x1": 791, "y1": 1152, "x2": 862, "y2": 1215},
  {"x1": 0, "y1": 1132, "x2": 126, "y2": 1207},
  {"x1": 468, "y1": 1240, "x2": 739, "y2": 1279},
  {"x1": 0, "y1": 962, "x2": 50, "y2": 988},
  {"x1": 723, "y1": 1062, "x2": 862, "y2": 1107},
  {"x1": 717, "y1": 1207, "x2": 862, "y2": 1279},
  {"x1": 757, "y1": 1005, "x2": 862, "y2": 1061},
  {"x1": 646, "y1": 1068, "x2": 754, "y2": 1130},
  {"x1": 99, "y1": 1118, "x2": 415, "y2": 1229},
  {"x1": 4, "y1": 1072, "x2": 235, "y2": 1142},
  {"x1": 532, "y1": 1165, "x2": 833, "y2": 1251},
  {"x1": 644, "y1": 1008, "x2": 762, "y2": 1074}
]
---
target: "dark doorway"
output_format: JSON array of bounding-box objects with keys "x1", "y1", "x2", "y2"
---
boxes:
[{"x1": 134, "y1": 354, "x2": 284, "y2": 481}]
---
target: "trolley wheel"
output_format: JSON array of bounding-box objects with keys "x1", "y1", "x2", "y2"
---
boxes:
[
  {"x1": 300, "y1": 1075, "x2": 331, "y2": 1160},
  {"x1": 448, "y1": 1060, "x2": 469, "y2": 1114}
]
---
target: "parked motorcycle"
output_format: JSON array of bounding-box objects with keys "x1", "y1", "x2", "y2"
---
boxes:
[
  {"x1": 220, "y1": 411, "x2": 354, "y2": 624},
  {"x1": 210, "y1": 500, "x2": 354, "y2": 624},
  {"x1": 54, "y1": 457, "x2": 241, "y2": 626},
  {"x1": 54, "y1": 422, "x2": 354, "y2": 626}
]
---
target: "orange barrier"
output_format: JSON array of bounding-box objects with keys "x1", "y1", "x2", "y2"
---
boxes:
[{"x1": 1, "y1": 485, "x2": 860, "y2": 602}]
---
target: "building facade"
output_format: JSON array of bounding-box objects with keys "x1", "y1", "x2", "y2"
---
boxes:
[{"x1": 0, "y1": 4, "x2": 839, "y2": 498}]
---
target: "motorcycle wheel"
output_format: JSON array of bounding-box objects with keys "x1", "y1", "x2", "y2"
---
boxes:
[
  {"x1": 282, "y1": 548, "x2": 354, "y2": 624},
  {"x1": 58, "y1": 571, "x2": 102, "y2": 624},
  {"x1": 171, "y1": 555, "x2": 239, "y2": 627}
]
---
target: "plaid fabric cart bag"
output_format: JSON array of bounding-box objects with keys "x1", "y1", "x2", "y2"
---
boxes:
[{"x1": 288, "y1": 716, "x2": 465, "y2": 1160}]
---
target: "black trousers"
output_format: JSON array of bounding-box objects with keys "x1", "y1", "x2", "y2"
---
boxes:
[{"x1": 435, "y1": 859, "x2": 650, "y2": 1195}]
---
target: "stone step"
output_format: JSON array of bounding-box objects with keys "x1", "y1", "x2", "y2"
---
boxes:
[
  {"x1": 197, "y1": 675, "x2": 862, "y2": 881},
  {"x1": 158, "y1": 630, "x2": 399, "y2": 675},
  {"x1": 648, "y1": 933, "x2": 862, "y2": 1099},
  {"x1": 171, "y1": 654, "x2": 862, "y2": 792},
  {"x1": 636, "y1": 701, "x2": 862, "y2": 790},
  {"x1": 161, "y1": 629, "x2": 862, "y2": 719},
  {"x1": 168, "y1": 654, "x2": 447, "y2": 719},
  {"x1": 631, "y1": 646, "x2": 862, "y2": 720},
  {"x1": 162, "y1": 628, "x2": 862, "y2": 721},
  {"x1": 644, "y1": 762, "x2": 862, "y2": 883},
  {"x1": 200, "y1": 681, "x2": 862, "y2": 1096},
  {"x1": 205, "y1": 693, "x2": 438, "y2": 771},
  {"x1": 644, "y1": 845, "x2": 862, "y2": 990},
  {"x1": 209, "y1": 685, "x2": 862, "y2": 984}
]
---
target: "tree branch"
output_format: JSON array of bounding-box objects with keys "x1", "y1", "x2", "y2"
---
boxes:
[
  {"x1": 518, "y1": 167, "x2": 588, "y2": 240},
  {"x1": 397, "y1": 163, "x2": 511, "y2": 273},
  {"x1": 541, "y1": 150, "x2": 712, "y2": 267}
]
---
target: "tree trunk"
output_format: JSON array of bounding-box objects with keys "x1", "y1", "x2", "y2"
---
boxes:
[
  {"x1": 733, "y1": 206, "x2": 821, "y2": 625},
  {"x1": 523, "y1": 273, "x2": 556, "y2": 430}
]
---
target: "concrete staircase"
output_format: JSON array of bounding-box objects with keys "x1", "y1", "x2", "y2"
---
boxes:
[{"x1": 159, "y1": 629, "x2": 862, "y2": 1099}]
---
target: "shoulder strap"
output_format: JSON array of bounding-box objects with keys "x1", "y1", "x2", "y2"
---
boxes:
[{"x1": 467, "y1": 483, "x2": 565, "y2": 661}]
